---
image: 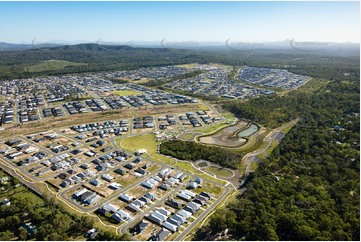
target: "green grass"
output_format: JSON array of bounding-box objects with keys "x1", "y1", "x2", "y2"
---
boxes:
[
  {"x1": 279, "y1": 119, "x2": 298, "y2": 134},
  {"x1": 221, "y1": 111, "x2": 236, "y2": 121},
  {"x1": 147, "y1": 163, "x2": 162, "y2": 173},
  {"x1": 249, "y1": 161, "x2": 259, "y2": 172},
  {"x1": 170, "y1": 159, "x2": 228, "y2": 185},
  {"x1": 206, "y1": 166, "x2": 233, "y2": 178},
  {"x1": 177, "y1": 63, "x2": 198, "y2": 69},
  {"x1": 24, "y1": 60, "x2": 86, "y2": 72},
  {"x1": 198, "y1": 161, "x2": 208, "y2": 167},
  {"x1": 118, "y1": 134, "x2": 159, "y2": 154},
  {"x1": 295, "y1": 78, "x2": 329, "y2": 93},
  {"x1": 197, "y1": 123, "x2": 228, "y2": 134},
  {"x1": 179, "y1": 133, "x2": 196, "y2": 141},
  {"x1": 111, "y1": 90, "x2": 142, "y2": 96},
  {"x1": 13, "y1": 190, "x2": 44, "y2": 206},
  {"x1": 237, "y1": 131, "x2": 270, "y2": 154},
  {"x1": 0, "y1": 183, "x2": 44, "y2": 207},
  {"x1": 194, "y1": 181, "x2": 225, "y2": 198},
  {"x1": 119, "y1": 134, "x2": 227, "y2": 185},
  {"x1": 119, "y1": 176, "x2": 138, "y2": 187},
  {"x1": 258, "y1": 140, "x2": 279, "y2": 160},
  {"x1": 197, "y1": 103, "x2": 210, "y2": 111}
]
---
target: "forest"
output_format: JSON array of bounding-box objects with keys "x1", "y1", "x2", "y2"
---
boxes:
[
  {"x1": 194, "y1": 75, "x2": 360, "y2": 240},
  {"x1": 160, "y1": 140, "x2": 241, "y2": 168},
  {"x1": 0, "y1": 43, "x2": 359, "y2": 81}
]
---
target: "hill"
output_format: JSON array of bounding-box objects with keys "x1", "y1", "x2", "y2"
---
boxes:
[{"x1": 0, "y1": 43, "x2": 208, "y2": 79}]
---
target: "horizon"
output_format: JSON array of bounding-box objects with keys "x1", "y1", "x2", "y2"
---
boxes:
[
  {"x1": 2, "y1": 38, "x2": 360, "y2": 46},
  {"x1": 0, "y1": 1, "x2": 359, "y2": 44}
]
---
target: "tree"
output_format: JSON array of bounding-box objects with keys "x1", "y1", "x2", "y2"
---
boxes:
[
  {"x1": 0, "y1": 230, "x2": 13, "y2": 240},
  {"x1": 18, "y1": 227, "x2": 28, "y2": 241}
]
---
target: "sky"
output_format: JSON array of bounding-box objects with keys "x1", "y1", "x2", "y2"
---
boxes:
[{"x1": 0, "y1": 1, "x2": 359, "y2": 44}]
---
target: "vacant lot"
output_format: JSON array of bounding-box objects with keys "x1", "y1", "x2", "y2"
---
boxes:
[
  {"x1": 119, "y1": 133, "x2": 158, "y2": 154},
  {"x1": 111, "y1": 90, "x2": 142, "y2": 96}
]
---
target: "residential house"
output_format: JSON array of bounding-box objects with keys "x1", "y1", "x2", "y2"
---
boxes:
[
  {"x1": 144, "y1": 192, "x2": 156, "y2": 201},
  {"x1": 130, "y1": 220, "x2": 149, "y2": 235},
  {"x1": 109, "y1": 182, "x2": 122, "y2": 190},
  {"x1": 101, "y1": 173, "x2": 114, "y2": 182},
  {"x1": 177, "y1": 209, "x2": 192, "y2": 219},
  {"x1": 119, "y1": 194, "x2": 134, "y2": 203},
  {"x1": 90, "y1": 179, "x2": 102, "y2": 187},
  {"x1": 171, "y1": 214, "x2": 187, "y2": 225},
  {"x1": 149, "y1": 228, "x2": 171, "y2": 241},
  {"x1": 162, "y1": 221, "x2": 177, "y2": 232},
  {"x1": 126, "y1": 203, "x2": 141, "y2": 213}
]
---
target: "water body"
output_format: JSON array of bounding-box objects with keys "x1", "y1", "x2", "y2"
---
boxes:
[{"x1": 237, "y1": 124, "x2": 258, "y2": 137}]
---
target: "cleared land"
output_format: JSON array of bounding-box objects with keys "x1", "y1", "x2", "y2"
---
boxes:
[
  {"x1": 119, "y1": 133, "x2": 158, "y2": 154},
  {"x1": 198, "y1": 121, "x2": 248, "y2": 148},
  {"x1": 0, "y1": 103, "x2": 206, "y2": 138},
  {"x1": 111, "y1": 90, "x2": 142, "y2": 96},
  {"x1": 24, "y1": 60, "x2": 86, "y2": 72}
]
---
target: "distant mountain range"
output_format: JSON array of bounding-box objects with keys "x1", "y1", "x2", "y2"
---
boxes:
[
  {"x1": 0, "y1": 41, "x2": 358, "y2": 80},
  {"x1": 0, "y1": 40, "x2": 359, "y2": 51}
]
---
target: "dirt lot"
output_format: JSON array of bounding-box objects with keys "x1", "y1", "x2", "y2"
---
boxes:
[
  {"x1": 132, "y1": 127, "x2": 154, "y2": 135},
  {"x1": 205, "y1": 110, "x2": 221, "y2": 120},
  {"x1": 106, "y1": 197, "x2": 128, "y2": 209},
  {"x1": 83, "y1": 181, "x2": 114, "y2": 197},
  {"x1": 198, "y1": 121, "x2": 248, "y2": 148}
]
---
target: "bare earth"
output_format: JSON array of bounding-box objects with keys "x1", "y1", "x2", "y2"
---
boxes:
[{"x1": 198, "y1": 121, "x2": 248, "y2": 148}]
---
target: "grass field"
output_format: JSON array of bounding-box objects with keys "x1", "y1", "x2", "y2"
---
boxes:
[
  {"x1": 177, "y1": 63, "x2": 198, "y2": 69},
  {"x1": 0, "y1": 181, "x2": 44, "y2": 207},
  {"x1": 196, "y1": 103, "x2": 210, "y2": 111},
  {"x1": 113, "y1": 77, "x2": 149, "y2": 84},
  {"x1": 111, "y1": 90, "x2": 142, "y2": 96},
  {"x1": 194, "y1": 181, "x2": 225, "y2": 198},
  {"x1": 119, "y1": 134, "x2": 159, "y2": 154},
  {"x1": 221, "y1": 111, "x2": 236, "y2": 121},
  {"x1": 295, "y1": 78, "x2": 329, "y2": 93},
  {"x1": 206, "y1": 166, "x2": 233, "y2": 178},
  {"x1": 24, "y1": 60, "x2": 86, "y2": 72},
  {"x1": 197, "y1": 123, "x2": 229, "y2": 134},
  {"x1": 178, "y1": 132, "x2": 196, "y2": 141},
  {"x1": 258, "y1": 139, "x2": 279, "y2": 159}
]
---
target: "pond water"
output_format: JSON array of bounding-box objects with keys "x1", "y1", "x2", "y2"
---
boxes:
[{"x1": 237, "y1": 124, "x2": 258, "y2": 137}]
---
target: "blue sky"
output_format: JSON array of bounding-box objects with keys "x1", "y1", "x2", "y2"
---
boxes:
[{"x1": 0, "y1": 1, "x2": 359, "y2": 43}]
